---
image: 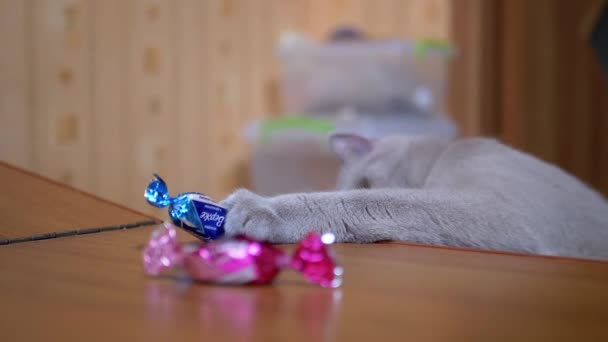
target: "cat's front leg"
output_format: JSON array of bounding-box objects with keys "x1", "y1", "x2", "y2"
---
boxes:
[
  {"x1": 221, "y1": 188, "x2": 462, "y2": 245},
  {"x1": 220, "y1": 188, "x2": 544, "y2": 253}
]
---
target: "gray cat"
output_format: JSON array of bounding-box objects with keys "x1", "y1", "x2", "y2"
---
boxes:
[{"x1": 220, "y1": 134, "x2": 608, "y2": 259}]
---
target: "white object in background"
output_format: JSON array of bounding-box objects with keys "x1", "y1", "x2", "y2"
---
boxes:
[{"x1": 276, "y1": 39, "x2": 450, "y2": 116}]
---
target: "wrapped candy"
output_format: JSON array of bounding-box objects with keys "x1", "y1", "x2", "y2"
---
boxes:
[
  {"x1": 145, "y1": 174, "x2": 227, "y2": 240},
  {"x1": 143, "y1": 222, "x2": 343, "y2": 288}
]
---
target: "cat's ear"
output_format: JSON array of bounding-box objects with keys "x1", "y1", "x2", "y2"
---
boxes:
[{"x1": 329, "y1": 133, "x2": 373, "y2": 162}]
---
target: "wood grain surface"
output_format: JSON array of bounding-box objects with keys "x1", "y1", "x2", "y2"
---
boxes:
[
  {"x1": 0, "y1": 162, "x2": 156, "y2": 240},
  {"x1": 1, "y1": 224, "x2": 607, "y2": 341}
]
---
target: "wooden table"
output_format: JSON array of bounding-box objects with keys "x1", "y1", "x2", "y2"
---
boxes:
[
  {"x1": 1, "y1": 163, "x2": 608, "y2": 341},
  {"x1": 0, "y1": 162, "x2": 157, "y2": 242}
]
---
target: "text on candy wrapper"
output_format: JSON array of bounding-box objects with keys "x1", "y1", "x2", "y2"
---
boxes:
[{"x1": 200, "y1": 211, "x2": 225, "y2": 227}]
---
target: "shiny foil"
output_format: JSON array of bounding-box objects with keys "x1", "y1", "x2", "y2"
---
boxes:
[
  {"x1": 143, "y1": 222, "x2": 343, "y2": 288},
  {"x1": 145, "y1": 174, "x2": 227, "y2": 240}
]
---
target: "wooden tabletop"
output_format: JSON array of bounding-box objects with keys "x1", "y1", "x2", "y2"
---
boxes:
[
  {"x1": 0, "y1": 162, "x2": 157, "y2": 241},
  {"x1": 1, "y1": 163, "x2": 608, "y2": 341}
]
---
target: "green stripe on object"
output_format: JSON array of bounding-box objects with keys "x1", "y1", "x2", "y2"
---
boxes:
[
  {"x1": 414, "y1": 38, "x2": 453, "y2": 59},
  {"x1": 259, "y1": 116, "x2": 335, "y2": 142}
]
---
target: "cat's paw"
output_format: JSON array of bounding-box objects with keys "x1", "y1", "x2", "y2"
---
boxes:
[{"x1": 220, "y1": 189, "x2": 281, "y2": 241}]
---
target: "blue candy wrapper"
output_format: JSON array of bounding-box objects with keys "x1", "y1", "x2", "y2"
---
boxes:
[{"x1": 145, "y1": 174, "x2": 227, "y2": 240}]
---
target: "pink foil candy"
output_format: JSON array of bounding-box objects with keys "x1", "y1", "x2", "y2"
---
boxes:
[{"x1": 143, "y1": 222, "x2": 343, "y2": 288}]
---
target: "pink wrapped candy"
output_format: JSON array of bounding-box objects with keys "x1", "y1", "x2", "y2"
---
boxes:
[{"x1": 143, "y1": 222, "x2": 343, "y2": 288}]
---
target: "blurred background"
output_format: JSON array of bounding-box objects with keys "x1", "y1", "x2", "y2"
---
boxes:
[{"x1": 0, "y1": 0, "x2": 607, "y2": 215}]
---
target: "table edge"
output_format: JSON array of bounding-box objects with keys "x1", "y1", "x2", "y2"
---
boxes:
[
  {"x1": 1, "y1": 161, "x2": 159, "y2": 221},
  {"x1": 3, "y1": 162, "x2": 606, "y2": 265}
]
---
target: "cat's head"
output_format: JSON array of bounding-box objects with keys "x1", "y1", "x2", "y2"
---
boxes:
[
  {"x1": 329, "y1": 133, "x2": 408, "y2": 190},
  {"x1": 329, "y1": 133, "x2": 449, "y2": 190}
]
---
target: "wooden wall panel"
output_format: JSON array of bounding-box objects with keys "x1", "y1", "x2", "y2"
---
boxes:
[
  {"x1": 173, "y1": 0, "x2": 212, "y2": 198},
  {"x1": 496, "y1": 0, "x2": 608, "y2": 196},
  {"x1": 305, "y1": 0, "x2": 450, "y2": 41},
  {"x1": 500, "y1": 0, "x2": 523, "y2": 149},
  {"x1": 0, "y1": 0, "x2": 452, "y2": 213},
  {"x1": 204, "y1": 0, "x2": 246, "y2": 198},
  {"x1": 92, "y1": 0, "x2": 129, "y2": 204},
  {"x1": 31, "y1": 0, "x2": 94, "y2": 191},
  {"x1": 522, "y1": 0, "x2": 558, "y2": 165},
  {"x1": 272, "y1": 0, "x2": 311, "y2": 35},
  {"x1": 363, "y1": 0, "x2": 398, "y2": 38},
  {"x1": 448, "y1": 0, "x2": 500, "y2": 137},
  {"x1": 126, "y1": 0, "x2": 178, "y2": 212},
  {"x1": 404, "y1": 0, "x2": 450, "y2": 40},
  {"x1": 307, "y1": 0, "x2": 364, "y2": 39},
  {"x1": 551, "y1": 0, "x2": 608, "y2": 195},
  {"x1": 0, "y1": 0, "x2": 30, "y2": 169}
]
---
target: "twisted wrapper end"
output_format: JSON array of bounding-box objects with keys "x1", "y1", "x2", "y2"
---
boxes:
[
  {"x1": 143, "y1": 222, "x2": 184, "y2": 276},
  {"x1": 144, "y1": 174, "x2": 173, "y2": 208},
  {"x1": 290, "y1": 232, "x2": 343, "y2": 288}
]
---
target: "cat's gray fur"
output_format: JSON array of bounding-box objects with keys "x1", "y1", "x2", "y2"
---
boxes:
[{"x1": 221, "y1": 134, "x2": 608, "y2": 259}]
